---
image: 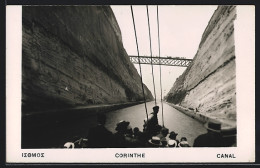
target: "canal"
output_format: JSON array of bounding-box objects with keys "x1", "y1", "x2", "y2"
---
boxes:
[
  {"x1": 105, "y1": 101, "x2": 207, "y2": 146},
  {"x1": 22, "y1": 101, "x2": 207, "y2": 148}
]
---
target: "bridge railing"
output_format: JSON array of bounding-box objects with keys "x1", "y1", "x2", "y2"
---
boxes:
[{"x1": 129, "y1": 55, "x2": 193, "y2": 67}]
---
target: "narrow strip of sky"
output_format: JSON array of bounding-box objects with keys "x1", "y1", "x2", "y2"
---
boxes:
[{"x1": 111, "y1": 5, "x2": 217, "y2": 98}]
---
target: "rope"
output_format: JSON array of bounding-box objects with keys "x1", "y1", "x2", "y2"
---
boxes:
[
  {"x1": 157, "y1": 5, "x2": 165, "y2": 127},
  {"x1": 146, "y1": 5, "x2": 157, "y2": 106},
  {"x1": 130, "y1": 6, "x2": 149, "y2": 121}
]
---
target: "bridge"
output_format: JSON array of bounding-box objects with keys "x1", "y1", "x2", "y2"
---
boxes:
[{"x1": 129, "y1": 55, "x2": 193, "y2": 67}]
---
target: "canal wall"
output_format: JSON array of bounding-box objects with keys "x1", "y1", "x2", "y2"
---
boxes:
[
  {"x1": 165, "y1": 6, "x2": 236, "y2": 125},
  {"x1": 22, "y1": 6, "x2": 153, "y2": 114},
  {"x1": 166, "y1": 102, "x2": 236, "y2": 129}
]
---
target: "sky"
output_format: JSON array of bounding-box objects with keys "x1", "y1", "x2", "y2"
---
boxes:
[{"x1": 111, "y1": 5, "x2": 218, "y2": 99}]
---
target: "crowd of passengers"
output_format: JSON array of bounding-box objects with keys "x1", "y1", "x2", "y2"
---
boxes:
[{"x1": 64, "y1": 106, "x2": 236, "y2": 148}]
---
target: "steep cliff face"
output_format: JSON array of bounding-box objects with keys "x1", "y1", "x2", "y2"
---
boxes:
[
  {"x1": 166, "y1": 6, "x2": 236, "y2": 122},
  {"x1": 22, "y1": 6, "x2": 153, "y2": 113}
]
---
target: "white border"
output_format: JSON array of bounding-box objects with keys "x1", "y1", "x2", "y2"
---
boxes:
[{"x1": 6, "y1": 5, "x2": 255, "y2": 163}]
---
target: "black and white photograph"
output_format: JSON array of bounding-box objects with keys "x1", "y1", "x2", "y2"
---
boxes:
[{"x1": 6, "y1": 4, "x2": 255, "y2": 163}]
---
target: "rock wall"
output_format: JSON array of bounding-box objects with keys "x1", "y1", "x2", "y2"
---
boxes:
[
  {"x1": 165, "y1": 6, "x2": 236, "y2": 122},
  {"x1": 22, "y1": 6, "x2": 153, "y2": 113}
]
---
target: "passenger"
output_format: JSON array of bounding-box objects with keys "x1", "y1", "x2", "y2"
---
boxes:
[
  {"x1": 221, "y1": 127, "x2": 237, "y2": 147},
  {"x1": 154, "y1": 125, "x2": 163, "y2": 135},
  {"x1": 124, "y1": 125, "x2": 142, "y2": 147},
  {"x1": 148, "y1": 136, "x2": 162, "y2": 147},
  {"x1": 178, "y1": 137, "x2": 190, "y2": 147},
  {"x1": 193, "y1": 120, "x2": 223, "y2": 147},
  {"x1": 124, "y1": 125, "x2": 133, "y2": 147},
  {"x1": 168, "y1": 131, "x2": 179, "y2": 146},
  {"x1": 114, "y1": 120, "x2": 130, "y2": 147},
  {"x1": 156, "y1": 127, "x2": 169, "y2": 147},
  {"x1": 133, "y1": 127, "x2": 146, "y2": 147},
  {"x1": 87, "y1": 113, "x2": 114, "y2": 148},
  {"x1": 167, "y1": 139, "x2": 178, "y2": 147},
  {"x1": 144, "y1": 106, "x2": 160, "y2": 137},
  {"x1": 133, "y1": 127, "x2": 141, "y2": 138}
]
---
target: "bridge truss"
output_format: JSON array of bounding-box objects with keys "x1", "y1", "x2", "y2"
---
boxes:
[{"x1": 129, "y1": 55, "x2": 193, "y2": 67}]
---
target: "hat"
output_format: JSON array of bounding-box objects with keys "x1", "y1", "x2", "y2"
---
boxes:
[
  {"x1": 178, "y1": 141, "x2": 189, "y2": 147},
  {"x1": 168, "y1": 139, "x2": 178, "y2": 147},
  {"x1": 153, "y1": 106, "x2": 159, "y2": 110},
  {"x1": 133, "y1": 127, "x2": 139, "y2": 133},
  {"x1": 180, "y1": 137, "x2": 187, "y2": 141},
  {"x1": 161, "y1": 127, "x2": 169, "y2": 135},
  {"x1": 204, "y1": 120, "x2": 221, "y2": 133},
  {"x1": 148, "y1": 136, "x2": 162, "y2": 146},
  {"x1": 115, "y1": 120, "x2": 130, "y2": 131},
  {"x1": 169, "y1": 131, "x2": 178, "y2": 139},
  {"x1": 221, "y1": 127, "x2": 237, "y2": 137}
]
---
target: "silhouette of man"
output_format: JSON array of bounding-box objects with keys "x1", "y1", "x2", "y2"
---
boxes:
[
  {"x1": 193, "y1": 120, "x2": 223, "y2": 147},
  {"x1": 145, "y1": 106, "x2": 160, "y2": 137}
]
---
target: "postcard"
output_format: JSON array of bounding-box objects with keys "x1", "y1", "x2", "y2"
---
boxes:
[{"x1": 6, "y1": 5, "x2": 255, "y2": 163}]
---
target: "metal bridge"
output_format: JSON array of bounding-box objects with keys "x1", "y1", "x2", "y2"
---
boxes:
[{"x1": 129, "y1": 55, "x2": 193, "y2": 67}]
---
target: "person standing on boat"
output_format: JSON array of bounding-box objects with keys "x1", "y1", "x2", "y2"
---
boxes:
[
  {"x1": 144, "y1": 106, "x2": 160, "y2": 137},
  {"x1": 193, "y1": 120, "x2": 223, "y2": 147}
]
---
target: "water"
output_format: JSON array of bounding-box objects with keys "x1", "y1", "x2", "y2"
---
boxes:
[
  {"x1": 22, "y1": 101, "x2": 207, "y2": 148},
  {"x1": 105, "y1": 101, "x2": 207, "y2": 146}
]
